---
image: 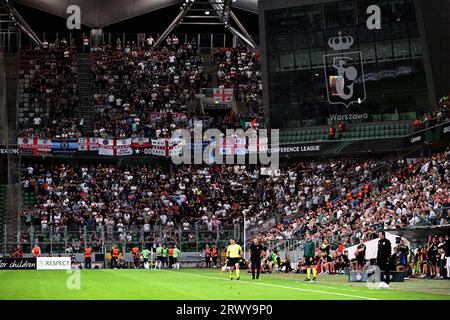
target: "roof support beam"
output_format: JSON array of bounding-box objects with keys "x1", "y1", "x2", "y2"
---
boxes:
[{"x1": 151, "y1": 1, "x2": 194, "y2": 51}]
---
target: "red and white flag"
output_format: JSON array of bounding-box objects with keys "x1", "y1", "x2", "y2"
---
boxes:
[
  {"x1": 248, "y1": 137, "x2": 268, "y2": 153},
  {"x1": 235, "y1": 137, "x2": 247, "y2": 155},
  {"x1": 78, "y1": 138, "x2": 99, "y2": 151},
  {"x1": 151, "y1": 139, "x2": 167, "y2": 157},
  {"x1": 99, "y1": 139, "x2": 132, "y2": 156},
  {"x1": 169, "y1": 138, "x2": 183, "y2": 156},
  {"x1": 218, "y1": 136, "x2": 235, "y2": 155},
  {"x1": 18, "y1": 137, "x2": 52, "y2": 155},
  {"x1": 131, "y1": 137, "x2": 151, "y2": 149},
  {"x1": 213, "y1": 88, "x2": 234, "y2": 103}
]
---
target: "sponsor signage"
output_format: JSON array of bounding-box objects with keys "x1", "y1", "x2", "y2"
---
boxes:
[
  {"x1": 0, "y1": 148, "x2": 20, "y2": 155},
  {"x1": 0, "y1": 258, "x2": 36, "y2": 270},
  {"x1": 443, "y1": 125, "x2": 450, "y2": 134},
  {"x1": 410, "y1": 135, "x2": 422, "y2": 144},
  {"x1": 36, "y1": 257, "x2": 71, "y2": 270},
  {"x1": 268, "y1": 145, "x2": 321, "y2": 154}
]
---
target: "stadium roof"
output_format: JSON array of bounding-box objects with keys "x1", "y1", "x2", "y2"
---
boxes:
[{"x1": 14, "y1": 0, "x2": 258, "y2": 28}]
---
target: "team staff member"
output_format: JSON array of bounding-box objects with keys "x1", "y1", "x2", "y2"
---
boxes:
[
  {"x1": 132, "y1": 246, "x2": 140, "y2": 269},
  {"x1": 204, "y1": 245, "x2": 212, "y2": 268},
  {"x1": 84, "y1": 246, "x2": 93, "y2": 269},
  {"x1": 304, "y1": 232, "x2": 317, "y2": 282},
  {"x1": 111, "y1": 246, "x2": 120, "y2": 269},
  {"x1": 155, "y1": 243, "x2": 163, "y2": 269},
  {"x1": 168, "y1": 245, "x2": 174, "y2": 269},
  {"x1": 226, "y1": 239, "x2": 242, "y2": 280},
  {"x1": 32, "y1": 244, "x2": 41, "y2": 257},
  {"x1": 142, "y1": 247, "x2": 151, "y2": 269},
  {"x1": 172, "y1": 245, "x2": 181, "y2": 269},
  {"x1": 212, "y1": 245, "x2": 219, "y2": 267},
  {"x1": 162, "y1": 244, "x2": 169, "y2": 269},
  {"x1": 249, "y1": 238, "x2": 264, "y2": 280},
  {"x1": 377, "y1": 231, "x2": 392, "y2": 288},
  {"x1": 355, "y1": 239, "x2": 366, "y2": 270}
]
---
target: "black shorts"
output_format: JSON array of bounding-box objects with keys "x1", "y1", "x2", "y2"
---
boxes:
[
  {"x1": 143, "y1": 258, "x2": 148, "y2": 263},
  {"x1": 173, "y1": 258, "x2": 177, "y2": 263},
  {"x1": 228, "y1": 258, "x2": 241, "y2": 267},
  {"x1": 250, "y1": 259, "x2": 261, "y2": 267},
  {"x1": 326, "y1": 256, "x2": 333, "y2": 262},
  {"x1": 157, "y1": 256, "x2": 163, "y2": 261},
  {"x1": 357, "y1": 257, "x2": 366, "y2": 264},
  {"x1": 304, "y1": 256, "x2": 313, "y2": 266}
]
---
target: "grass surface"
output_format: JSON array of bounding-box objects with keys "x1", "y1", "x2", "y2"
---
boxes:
[{"x1": 0, "y1": 269, "x2": 449, "y2": 300}]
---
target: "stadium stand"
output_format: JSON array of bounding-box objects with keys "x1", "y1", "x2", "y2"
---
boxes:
[
  {"x1": 18, "y1": 39, "x2": 81, "y2": 138},
  {"x1": 0, "y1": 185, "x2": 5, "y2": 245}
]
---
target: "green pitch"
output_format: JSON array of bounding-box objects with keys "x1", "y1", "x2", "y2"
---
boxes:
[{"x1": 0, "y1": 269, "x2": 449, "y2": 300}]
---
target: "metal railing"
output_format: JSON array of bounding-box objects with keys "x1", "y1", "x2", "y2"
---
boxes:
[
  {"x1": 19, "y1": 31, "x2": 254, "y2": 53},
  {"x1": 1, "y1": 223, "x2": 243, "y2": 257}
]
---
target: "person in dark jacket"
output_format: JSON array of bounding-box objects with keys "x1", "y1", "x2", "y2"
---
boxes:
[{"x1": 377, "y1": 231, "x2": 392, "y2": 288}]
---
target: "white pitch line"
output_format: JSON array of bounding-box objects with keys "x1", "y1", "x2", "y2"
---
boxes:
[{"x1": 168, "y1": 270, "x2": 380, "y2": 300}]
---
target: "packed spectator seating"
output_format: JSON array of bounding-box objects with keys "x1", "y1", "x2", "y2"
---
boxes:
[
  {"x1": 91, "y1": 38, "x2": 207, "y2": 138},
  {"x1": 213, "y1": 45, "x2": 264, "y2": 128},
  {"x1": 413, "y1": 95, "x2": 450, "y2": 130},
  {"x1": 258, "y1": 150, "x2": 450, "y2": 246},
  {"x1": 19, "y1": 149, "x2": 449, "y2": 253},
  {"x1": 18, "y1": 38, "x2": 81, "y2": 138}
]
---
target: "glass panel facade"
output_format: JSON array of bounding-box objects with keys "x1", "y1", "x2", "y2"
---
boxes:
[{"x1": 265, "y1": 0, "x2": 429, "y2": 128}]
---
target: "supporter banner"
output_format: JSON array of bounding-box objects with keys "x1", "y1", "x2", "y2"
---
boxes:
[
  {"x1": 248, "y1": 137, "x2": 268, "y2": 153},
  {"x1": 78, "y1": 138, "x2": 99, "y2": 151},
  {"x1": 18, "y1": 137, "x2": 52, "y2": 155},
  {"x1": 169, "y1": 138, "x2": 183, "y2": 156},
  {"x1": 131, "y1": 137, "x2": 151, "y2": 149},
  {"x1": 36, "y1": 257, "x2": 71, "y2": 270},
  {"x1": 146, "y1": 112, "x2": 188, "y2": 123},
  {"x1": 213, "y1": 88, "x2": 233, "y2": 103},
  {"x1": 152, "y1": 138, "x2": 167, "y2": 157},
  {"x1": 51, "y1": 138, "x2": 78, "y2": 154},
  {"x1": 99, "y1": 139, "x2": 132, "y2": 156},
  {"x1": 16, "y1": 121, "x2": 450, "y2": 158},
  {"x1": 247, "y1": 218, "x2": 277, "y2": 239},
  {"x1": 0, "y1": 258, "x2": 36, "y2": 270}
]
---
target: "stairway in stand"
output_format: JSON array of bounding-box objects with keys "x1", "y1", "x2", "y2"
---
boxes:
[{"x1": 76, "y1": 53, "x2": 94, "y2": 134}]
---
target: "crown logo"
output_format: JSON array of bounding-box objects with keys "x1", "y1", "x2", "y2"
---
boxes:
[{"x1": 328, "y1": 31, "x2": 354, "y2": 51}]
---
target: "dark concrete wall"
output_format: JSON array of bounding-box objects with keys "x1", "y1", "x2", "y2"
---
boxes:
[{"x1": 415, "y1": 0, "x2": 450, "y2": 105}]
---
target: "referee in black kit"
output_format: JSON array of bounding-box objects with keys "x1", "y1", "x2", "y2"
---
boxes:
[
  {"x1": 249, "y1": 238, "x2": 265, "y2": 280},
  {"x1": 377, "y1": 231, "x2": 392, "y2": 288}
]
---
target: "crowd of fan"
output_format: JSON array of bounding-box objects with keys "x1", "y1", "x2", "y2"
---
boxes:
[
  {"x1": 20, "y1": 148, "x2": 450, "y2": 248},
  {"x1": 413, "y1": 94, "x2": 450, "y2": 129},
  {"x1": 259, "y1": 234, "x2": 450, "y2": 280},
  {"x1": 91, "y1": 37, "x2": 209, "y2": 139},
  {"x1": 18, "y1": 37, "x2": 268, "y2": 140},
  {"x1": 19, "y1": 38, "x2": 81, "y2": 138},
  {"x1": 213, "y1": 45, "x2": 264, "y2": 129},
  {"x1": 257, "y1": 150, "x2": 450, "y2": 247},
  {"x1": 19, "y1": 157, "x2": 381, "y2": 242}
]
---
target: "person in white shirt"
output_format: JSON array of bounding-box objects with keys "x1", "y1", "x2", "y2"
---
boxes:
[{"x1": 33, "y1": 115, "x2": 42, "y2": 126}]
